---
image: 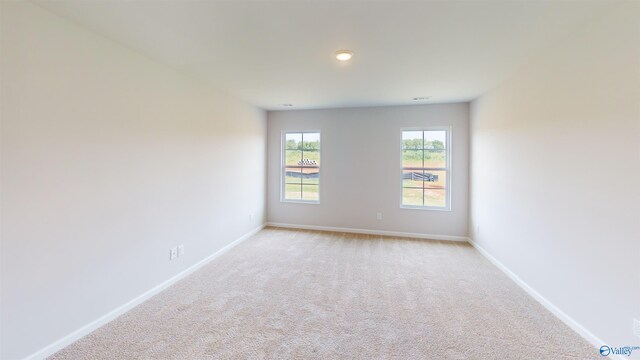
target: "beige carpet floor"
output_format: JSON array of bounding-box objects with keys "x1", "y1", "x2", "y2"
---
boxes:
[{"x1": 50, "y1": 227, "x2": 599, "y2": 359}]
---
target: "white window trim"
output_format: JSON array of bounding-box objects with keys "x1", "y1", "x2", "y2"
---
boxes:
[
  {"x1": 280, "y1": 130, "x2": 321, "y2": 204},
  {"x1": 399, "y1": 126, "x2": 452, "y2": 211}
]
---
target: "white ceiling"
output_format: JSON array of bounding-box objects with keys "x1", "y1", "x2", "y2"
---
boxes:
[{"x1": 35, "y1": 1, "x2": 616, "y2": 110}]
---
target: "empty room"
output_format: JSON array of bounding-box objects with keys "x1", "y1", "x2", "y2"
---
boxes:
[{"x1": 1, "y1": 1, "x2": 639, "y2": 359}]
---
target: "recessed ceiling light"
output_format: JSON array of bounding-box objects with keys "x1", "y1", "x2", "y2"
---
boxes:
[
  {"x1": 335, "y1": 50, "x2": 353, "y2": 61},
  {"x1": 281, "y1": 104, "x2": 293, "y2": 107},
  {"x1": 412, "y1": 97, "x2": 430, "y2": 101}
]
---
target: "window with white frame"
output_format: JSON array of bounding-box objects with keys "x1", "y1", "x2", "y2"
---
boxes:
[
  {"x1": 401, "y1": 128, "x2": 450, "y2": 210},
  {"x1": 282, "y1": 132, "x2": 320, "y2": 203}
]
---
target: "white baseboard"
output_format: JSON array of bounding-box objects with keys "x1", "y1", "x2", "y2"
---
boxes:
[
  {"x1": 466, "y1": 237, "x2": 617, "y2": 358},
  {"x1": 22, "y1": 225, "x2": 611, "y2": 359},
  {"x1": 266, "y1": 222, "x2": 468, "y2": 242},
  {"x1": 23, "y1": 223, "x2": 266, "y2": 360}
]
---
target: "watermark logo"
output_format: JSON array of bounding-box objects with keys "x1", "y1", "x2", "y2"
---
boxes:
[{"x1": 600, "y1": 345, "x2": 640, "y2": 357}]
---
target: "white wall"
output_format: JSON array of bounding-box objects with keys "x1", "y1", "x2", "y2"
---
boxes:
[
  {"x1": 267, "y1": 104, "x2": 469, "y2": 238},
  {"x1": 470, "y1": 3, "x2": 640, "y2": 346},
  {"x1": 0, "y1": 3, "x2": 266, "y2": 359}
]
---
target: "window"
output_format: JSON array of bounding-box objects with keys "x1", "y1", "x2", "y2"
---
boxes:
[
  {"x1": 282, "y1": 131, "x2": 320, "y2": 203},
  {"x1": 401, "y1": 128, "x2": 450, "y2": 210}
]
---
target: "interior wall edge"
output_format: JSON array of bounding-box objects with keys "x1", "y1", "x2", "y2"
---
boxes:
[
  {"x1": 21, "y1": 224, "x2": 266, "y2": 360},
  {"x1": 467, "y1": 237, "x2": 609, "y2": 353}
]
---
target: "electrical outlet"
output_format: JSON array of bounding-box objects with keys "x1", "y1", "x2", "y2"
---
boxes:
[
  {"x1": 250, "y1": 213, "x2": 254, "y2": 221},
  {"x1": 169, "y1": 247, "x2": 177, "y2": 260},
  {"x1": 634, "y1": 319, "x2": 640, "y2": 338},
  {"x1": 376, "y1": 212, "x2": 383, "y2": 220},
  {"x1": 177, "y1": 245, "x2": 184, "y2": 257}
]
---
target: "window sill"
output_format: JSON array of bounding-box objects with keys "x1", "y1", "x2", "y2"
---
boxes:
[
  {"x1": 400, "y1": 205, "x2": 451, "y2": 212},
  {"x1": 281, "y1": 199, "x2": 320, "y2": 205}
]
